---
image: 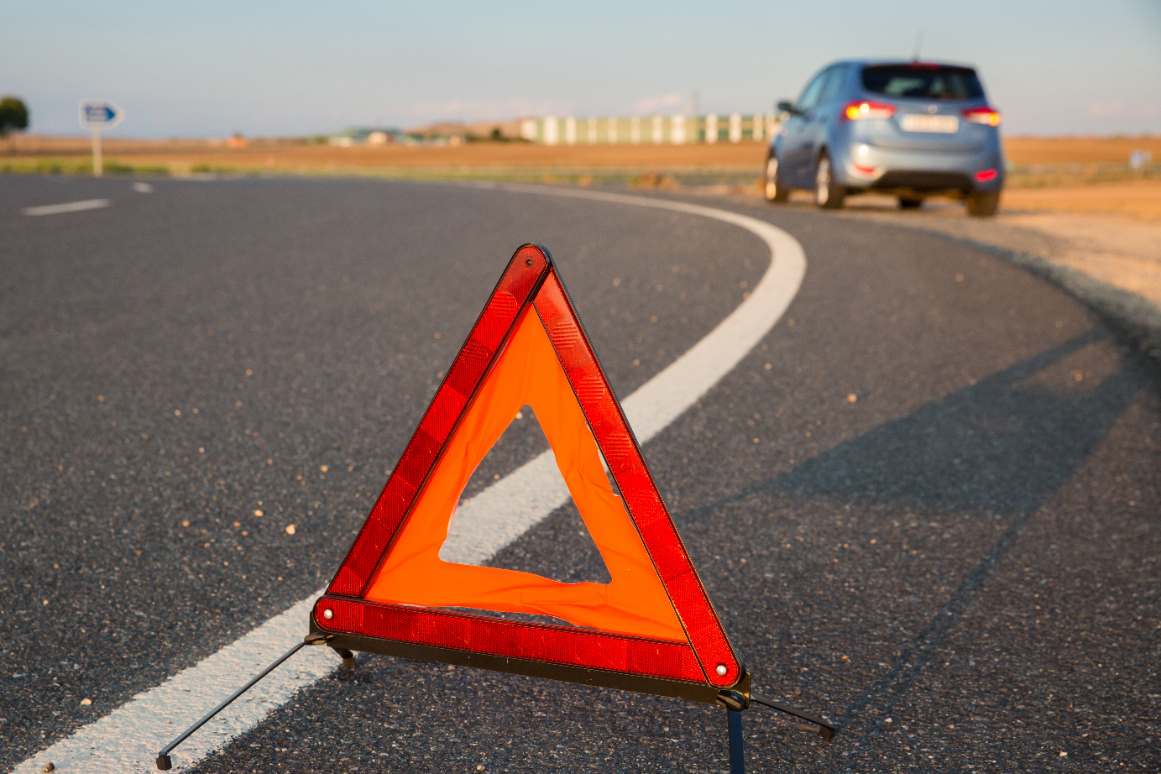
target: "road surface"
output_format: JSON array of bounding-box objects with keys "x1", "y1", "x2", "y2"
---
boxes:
[{"x1": 2, "y1": 175, "x2": 1159, "y2": 772}]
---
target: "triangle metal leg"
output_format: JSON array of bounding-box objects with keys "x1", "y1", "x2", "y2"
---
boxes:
[
  {"x1": 155, "y1": 639, "x2": 327, "y2": 770},
  {"x1": 727, "y1": 706, "x2": 746, "y2": 774}
]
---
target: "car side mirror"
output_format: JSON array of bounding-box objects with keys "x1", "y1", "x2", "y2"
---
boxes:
[{"x1": 776, "y1": 100, "x2": 800, "y2": 116}]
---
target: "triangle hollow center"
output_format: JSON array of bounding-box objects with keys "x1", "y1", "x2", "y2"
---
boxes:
[
  {"x1": 362, "y1": 307, "x2": 684, "y2": 642},
  {"x1": 440, "y1": 405, "x2": 612, "y2": 586}
]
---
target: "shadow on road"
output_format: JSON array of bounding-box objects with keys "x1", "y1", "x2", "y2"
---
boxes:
[
  {"x1": 681, "y1": 329, "x2": 1145, "y2": 741},
  {"x1": 772, "y1": 330, "x2": 1135, "y2": 517}
]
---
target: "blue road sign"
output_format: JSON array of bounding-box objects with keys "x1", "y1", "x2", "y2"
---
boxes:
[{"x1": 80, "y1": 101, "x2": 123, "y2": 129}]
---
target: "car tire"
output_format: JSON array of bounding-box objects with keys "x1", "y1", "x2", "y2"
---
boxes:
[
  {"x1": 898, "y1": 197, "x2": 923, "y2": 210},
  {"x1": 966, "y1": 190, "x2": 1000, "y2": 217},
  {"x1": 763, "y1": 153, "x2": 789, "y2": 203},
  {"x1": 814, "y1": 152, "x2": 845, "y2": 210}
]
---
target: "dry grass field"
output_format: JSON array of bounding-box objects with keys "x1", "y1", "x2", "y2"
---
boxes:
[
  {"x1": 0, "y1": 135, "x2": 763, "y2": 173},
  {"x1": 1005, "y1": 135, "x2": 1161, "y2": 166},
  {"x1": 4, "y1": 133, "x2": 1159, "y2": 168},
  {"x1": 3, "y1": 134, "x2": 1159, "y2": 218},
  {"x1": 1002, "y1": 180, "x2": 1161, "y2": 220}
]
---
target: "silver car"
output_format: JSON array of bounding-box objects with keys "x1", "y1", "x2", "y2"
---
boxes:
[{"x1": 764, "y1": 59, "x2": 1004, "y2": 216}]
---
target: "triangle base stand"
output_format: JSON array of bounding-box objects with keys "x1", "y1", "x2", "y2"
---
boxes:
[
  {"x1": 154, "y1": 637, "x2": 835, "y2": 772},
  {"x1": 718, "y1": 688, "x2": 835, "y2": 774},
  {"x1": 314, "y1": 622, "x2": 740, "y2": 704}
]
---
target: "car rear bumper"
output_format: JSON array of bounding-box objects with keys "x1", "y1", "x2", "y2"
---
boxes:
[{"x1": 832, "y1": 142, "x2": 1004, "y2": 194}]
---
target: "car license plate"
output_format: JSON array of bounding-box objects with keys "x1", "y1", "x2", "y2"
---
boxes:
[{"x1": 900, "y1": 114, "x2": 959, "y2": 133}]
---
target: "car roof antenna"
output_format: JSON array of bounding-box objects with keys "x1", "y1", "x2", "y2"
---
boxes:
[{"x1": 912, "y1": 28, "x2": 924, "y2": 61}]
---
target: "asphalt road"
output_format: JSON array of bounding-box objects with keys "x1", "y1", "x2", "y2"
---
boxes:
[{"x1": 2, "y1": 175, "x2": 1159, "y2": 773}]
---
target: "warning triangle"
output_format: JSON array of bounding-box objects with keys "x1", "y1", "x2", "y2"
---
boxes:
[{"x1": 313, "y1": 244, "x2": 744, "y2": 702}]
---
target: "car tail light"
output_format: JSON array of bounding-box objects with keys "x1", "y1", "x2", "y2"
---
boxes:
[
  {"x1": 975, "y1": 168, "x2": 999, "y2": 183},
  {"x1": 842, "y1": 100, "x2": 896, "y2": 121},
  {"x1": 963, "y1": 106, "x2": 1002, "y2": 127}
]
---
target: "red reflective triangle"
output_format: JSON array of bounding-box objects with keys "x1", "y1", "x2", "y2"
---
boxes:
[{"x1": 313, "y1": 244, "x2": 744, "y2": 699}]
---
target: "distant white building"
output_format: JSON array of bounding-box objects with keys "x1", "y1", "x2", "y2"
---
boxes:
[{"x1": 502, "y1": 114, "x2": 781, "y2": 145}]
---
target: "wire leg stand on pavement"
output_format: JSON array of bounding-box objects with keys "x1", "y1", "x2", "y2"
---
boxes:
[
  {"x1": 728, "y1": 705, "x2": 745, "y2": 774},
  {"x1": 155, "y1": 640, "x2": 307, "y2": 770},
  {"x1": 751, "y1": 696, "x2": 835, "y2": 741}
]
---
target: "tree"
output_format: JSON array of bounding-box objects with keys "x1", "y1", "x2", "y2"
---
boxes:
[{"x1": 0, "y1": 97, "x2": 30, "y2": 137}]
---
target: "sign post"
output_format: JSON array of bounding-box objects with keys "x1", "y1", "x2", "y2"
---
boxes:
[{"x1": 79, "y1": 101, "x2": 123, "y2": 177}]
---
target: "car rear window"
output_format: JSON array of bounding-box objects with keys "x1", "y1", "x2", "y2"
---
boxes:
[{"x1": 861, "y1": 64, "x2": 984, "y2": 101}]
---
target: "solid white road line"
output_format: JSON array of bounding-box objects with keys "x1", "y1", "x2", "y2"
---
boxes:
[
  {"x1": 21, "y1": 198, "x2": 111, "y2": 217},
  {"x1": 442, "y1": 186, "x2": 805, "y2": 560},
  {"x1": 16, "y1": 186, "x2": 807, "y2": 773}
]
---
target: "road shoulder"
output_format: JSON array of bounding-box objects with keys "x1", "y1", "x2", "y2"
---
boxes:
[{"x1": 837, "y1": 205, "x2": 1161, "y2": 365}]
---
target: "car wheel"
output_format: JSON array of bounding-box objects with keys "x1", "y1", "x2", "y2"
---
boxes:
[
  {"x1": 966, "y1": 190, "x2": 1000, "y2": 217},
  {"x1": 898, "y1": 197, "x2": 923, "y2": 210},
  {"x1": 814, "y1": 152, "x2": 845, "y2": 210},
  {"x1": 763, "y1": 154, "x2": 789, "y2": 203}
]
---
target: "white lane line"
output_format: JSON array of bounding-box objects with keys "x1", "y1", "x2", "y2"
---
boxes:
[
  {"x1": 16, "y1": 186, "x2": 806, "y2": 773},
  {"x1": 21, "y1": 198, "x2": 111, "y2": 217},
  {"x1": 133, "y1": 182, "x2": 154, "y2": 193},
  {"x1": 443, "y1": 186, "x2": 805, "y2": 559}
]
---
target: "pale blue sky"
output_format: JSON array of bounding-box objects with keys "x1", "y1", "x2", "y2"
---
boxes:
[{"x1": 3, "y1": 0, "x2": 1159, "y2": 137}]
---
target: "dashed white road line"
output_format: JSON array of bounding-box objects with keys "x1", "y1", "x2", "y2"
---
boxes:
[
  {"x1": 15, "y1": 185, "x2": 807, "y2": 773},
  {"x1": 133, "y1": 182, "x2": 154, "y2": 193},
  {"x1": 21, "y1": 198, "x2": 111, "y2": 217}
]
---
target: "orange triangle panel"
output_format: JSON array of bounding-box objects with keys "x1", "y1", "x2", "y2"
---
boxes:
[{"x1": 314, "y1": 244, "x2": 742, "y2": 695}]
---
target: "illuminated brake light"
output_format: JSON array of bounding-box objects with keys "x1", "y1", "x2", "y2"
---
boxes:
[
  {"x1": 843, "y1": 100, "x2": 896, "y2": 121},
  {"x1": 975, "y1": 168, "x2": 999, "y2": 183},
  {"x1": 963, "y1": 106, "x2": 1002, "y2": 127}
]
